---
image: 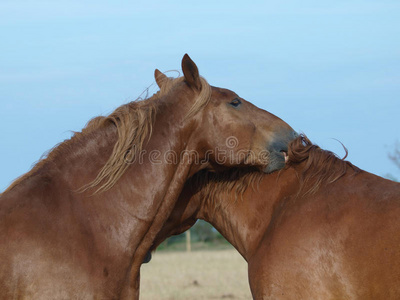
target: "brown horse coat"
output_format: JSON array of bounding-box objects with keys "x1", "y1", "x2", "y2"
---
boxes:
[
  {"x1": 0, "y1": 55, "x2": 295, "y2": 299},
  {"x1": 155, "y1": 135, "x2": 400, "y2": 300}
]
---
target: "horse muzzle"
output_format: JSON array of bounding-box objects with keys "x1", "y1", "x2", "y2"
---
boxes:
[{"x1": 263, "y1": 129, "x2": 298, "y2": 173}]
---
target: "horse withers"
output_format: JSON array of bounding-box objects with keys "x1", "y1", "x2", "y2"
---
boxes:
[
  {"x1": 0, "y1": 54, "x2": 296, "y2": 299},
  {"x1": 154, "y1": 135, "x2": 400, "y2": 300}
]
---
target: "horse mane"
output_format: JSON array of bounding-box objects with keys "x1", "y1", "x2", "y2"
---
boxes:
[
  {"x1": 4, "y1": 75, "x2": 211, "y2": 194},
  {"x1": 82, "y1": 76, "x2": 211, "y2": 193},
  {"x1": 189, "y1": 134, "x2": 360, "y2": 203},
  {"x1": 287, "y1": 134, "x2": 360, "y2": 195},
  {"x1": 78, "y1": 99, "x2": 158, "y2": 193},
  {"x1": 188, "y1": 168, "x2": 264, "y2": 207}
]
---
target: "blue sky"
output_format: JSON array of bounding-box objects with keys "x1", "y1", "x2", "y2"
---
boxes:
[{"x1": 1, "y1": 0, "x2": 399, "y2": 191}]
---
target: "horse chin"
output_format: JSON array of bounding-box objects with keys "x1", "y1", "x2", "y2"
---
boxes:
[{"x1": 262, "y1": 152, "x2": 286, "y2": 174}]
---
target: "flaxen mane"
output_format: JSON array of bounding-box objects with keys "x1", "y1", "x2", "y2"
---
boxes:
[
  {"x1": 82, "y1": 76, "x2": 211, "y2": 193},
  {"x1": 79, "y1": 99, "x2": 157, "y2": 193},
  {"x1": 4, "y1": 76, "x2": 212, "y2": 194},
  {"x1": 190, "y1": 134, "x2": 360, "y2": 202}
]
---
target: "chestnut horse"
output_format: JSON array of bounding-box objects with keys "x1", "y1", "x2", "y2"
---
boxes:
[
  {"x1": 155, "y1": 135, "x2": 400, "y2": 300},
  {"x1": 0, "y1": 54, "x2": 296, "y2": 299}
]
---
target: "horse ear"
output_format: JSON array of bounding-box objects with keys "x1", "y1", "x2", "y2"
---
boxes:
[
  {"x1": 181, "y1": 54, "x2": 202, "y2": 91},
  {"x1": 154, "y1": 69, "x2": 168, "y2": 89}
]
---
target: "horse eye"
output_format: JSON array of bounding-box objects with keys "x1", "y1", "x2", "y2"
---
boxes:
[{"x1": 229, "y1": 98, "x2": 242, "y2": 107}]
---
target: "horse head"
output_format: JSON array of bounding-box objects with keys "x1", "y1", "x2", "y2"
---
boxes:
[{"x1": 154, "y1": 54, "x2": 296, "y2": 174}]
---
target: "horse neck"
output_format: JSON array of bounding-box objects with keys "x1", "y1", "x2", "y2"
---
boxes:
[
  {"x1": 196, "y1": 158, "x2": 362, "y2": 261},
  {"x1": 54, "y1": 125, "x2": 118, "y2": 191},
  {"x1": 36, "y1": 97, "x2": 207, "y2": 296},
  {"x1": 197, "y1": 169, "x2": 300, "y2": 261},
  {"x1": 1, "y1": 91, "x2": 209, "y2": 297},
  {"x1": 65, "y1": 101, "x2": 202, "y2": 233},
  {"x1": 57, "y1": 104, "x2": 189, "y2": 190},
  {"x1": 35, "y1": 97, "x2": 196, "y2": 243}
]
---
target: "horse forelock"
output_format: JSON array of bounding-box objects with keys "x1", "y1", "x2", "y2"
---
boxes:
[{"x1": 184, "y1": 77, "x2": 212, "y2": 119}]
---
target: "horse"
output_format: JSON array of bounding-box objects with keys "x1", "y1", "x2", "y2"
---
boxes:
[
  {"x1": 0, "y1": 54, "x2": 296, "y2": 299},
  {"x1": 153, "y1": 134, "x2": 400, "y2": 300}
]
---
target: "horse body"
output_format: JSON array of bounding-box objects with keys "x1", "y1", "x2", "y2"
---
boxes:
[
  {"x1": 156, "y1": 136, "x2": 400, "y2": 300},
  {"x1": 0, "y1": 55, "x2": 295, "y2": 299},
  {"x1": 249, "y1": 170, "x2": 400, "y2": 299}
]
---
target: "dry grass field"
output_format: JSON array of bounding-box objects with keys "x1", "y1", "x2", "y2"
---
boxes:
[{"x1": 140, "y1": 249, "x2": 252, "y2": 300}]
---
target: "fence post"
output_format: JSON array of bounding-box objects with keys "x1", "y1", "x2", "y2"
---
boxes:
[{"x1": 186, "y1": 229, "x2": 191, "y2": 252}]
